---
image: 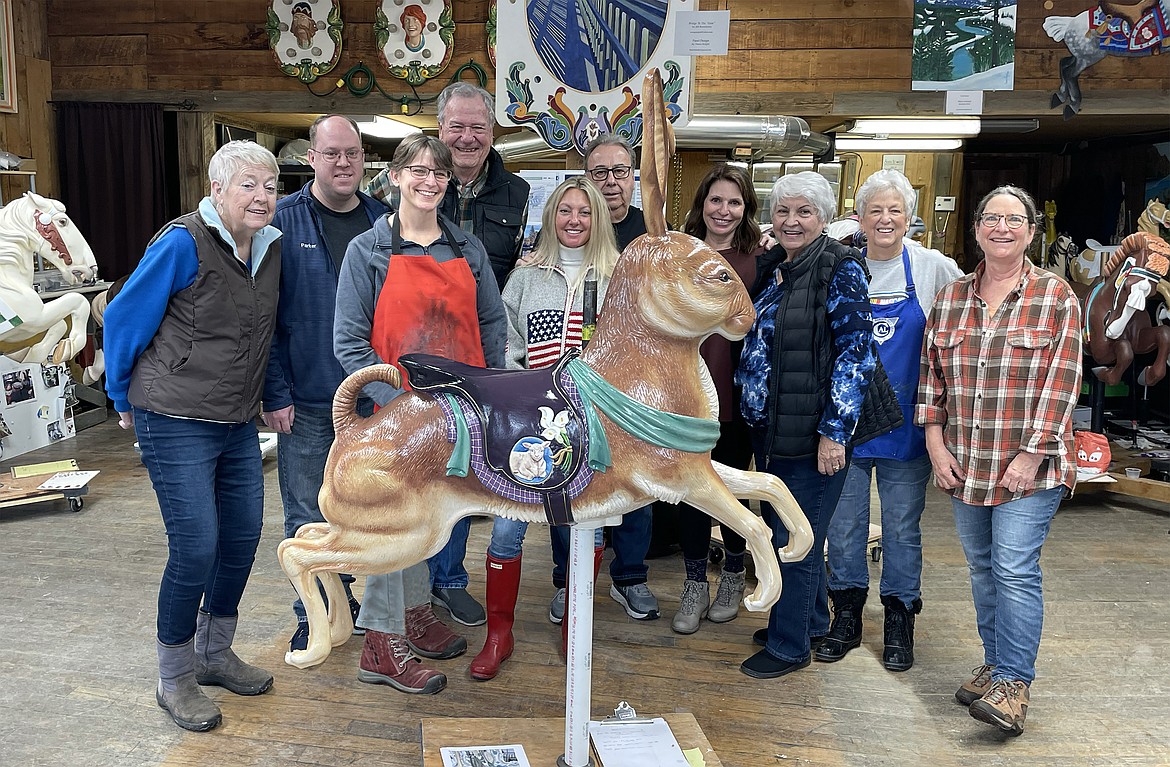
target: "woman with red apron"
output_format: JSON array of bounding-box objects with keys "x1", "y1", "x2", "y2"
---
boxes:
[
  {"x1": 332, "y1": 134, "x2": 507, "y2": 695},
  {"x1": 821, "y1": 170, "x2": 962, "y2": 672}
]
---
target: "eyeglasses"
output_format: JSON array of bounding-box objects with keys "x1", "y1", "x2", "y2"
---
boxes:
[
  {"x1": 312, "y1": 148, "x2": 363, "y2": 162},
  {"x1": 401, "y1": 165, "x2": 452, "y2": 182},
  {"x1": 978, "y1": 213, "x2": 1029, "y2": 229},
  {"x1": 587, "y1": 165, "x2": 632, "y2": 182}
]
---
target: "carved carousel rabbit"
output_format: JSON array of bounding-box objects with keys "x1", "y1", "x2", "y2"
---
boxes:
[{"x1": 277, "y1": 70, "x2": 813, "y2": 670}]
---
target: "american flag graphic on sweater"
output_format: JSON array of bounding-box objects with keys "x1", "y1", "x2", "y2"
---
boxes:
[{"x1": 525, "y1": 308, "x2": 582, "y2": 369}]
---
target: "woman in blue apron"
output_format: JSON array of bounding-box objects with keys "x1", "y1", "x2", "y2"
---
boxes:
[{"x1": 820, "y1": 170, "x2": 962, "y2": 671}]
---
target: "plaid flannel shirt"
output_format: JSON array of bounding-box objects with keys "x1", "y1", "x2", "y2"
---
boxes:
[{"x1": 916, "y1": 261, "x2": 1083, "y2": 506}]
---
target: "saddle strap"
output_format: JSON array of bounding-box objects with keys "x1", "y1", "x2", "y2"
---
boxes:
[
  {"x1": 544, "y1": 490, "x2": 574, "y2": 526},
  {"x1": 566, "y1": 358, "x2": 721, "y2": 470}
]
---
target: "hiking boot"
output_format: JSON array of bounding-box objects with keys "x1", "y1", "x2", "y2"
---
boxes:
[
  {"x1": 289, "y1": 619, "x2": 309, "y2": 653},
  {"x1": 357, "y1": 630, "x2": 447, "y2": 694},
  {"x1": 707, "y1": 569, "x2": 746, "y2": 623},
  {"x1": 814, "y1": 587, "x2": 867, "y2": 662},
  {"x1": 404, "y1": 604, "x2": 467, "y2": 659},
  {"x1": 969, "y1": 679, "x2": 1029, "y2": 735},
  {"x1": 549, "y1": 587, "x2": 567, "y2": 625},
  {"x1": 881, "y1": 595, "x2": 921, "y2": 672},
  {"x1": 610, "y1": 582, "x2": 660, "y2": 620},
  {"x1": 955, "y1": 664, "x2": 996, "y2": 706},
  {"x1": 670, "y1": 580, "x2": 710, "y2": 635},
  {"x1": 431, "y1": 586, "x2": 486, "y2": 626}
]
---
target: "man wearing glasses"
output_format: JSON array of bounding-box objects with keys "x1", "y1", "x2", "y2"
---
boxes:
[
  {"x1": 584, "y1": 134, "x2": 646, "y2": 251},
  {"x1": 262, "y1": 114, "x2": 390, "y2": 652}
]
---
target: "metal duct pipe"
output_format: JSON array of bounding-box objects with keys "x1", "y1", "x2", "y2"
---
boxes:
[{"x1": 495, "y1": 115, "x2": 831, "y2": 161}]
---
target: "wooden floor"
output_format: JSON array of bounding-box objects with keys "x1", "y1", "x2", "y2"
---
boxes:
[{"x1": 3, "y1": 419, "x2": 1170, "y2": 767}]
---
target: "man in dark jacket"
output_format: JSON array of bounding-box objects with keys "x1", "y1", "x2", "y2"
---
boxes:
[{"x1": 261, "y1": 115, "x2": 390, "y2": 652}]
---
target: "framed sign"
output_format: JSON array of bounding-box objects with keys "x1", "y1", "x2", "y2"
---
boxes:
[
  {"x1": 0, "y1": 0, "x2": 16, "y2": 114},
  {"x1": 376, "y1": 0, "x2": 456, "y2": 86},
  {"x1": 494, "y1": 0, "x2": 695, "y2": 155},
  {"x1": 266, "y1": 0, "x2": 344, "y2": 84}
]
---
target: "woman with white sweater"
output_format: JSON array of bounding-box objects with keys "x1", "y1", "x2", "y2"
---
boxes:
[{"x1": 468, "y1": 175, "x2": 618, "y2": 680}]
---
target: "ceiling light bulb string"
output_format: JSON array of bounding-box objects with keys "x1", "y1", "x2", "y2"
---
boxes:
[{"x1": 303, "y1": 60, "x2": 489, "y2": 116}]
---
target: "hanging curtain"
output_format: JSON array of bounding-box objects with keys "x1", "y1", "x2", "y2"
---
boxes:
[{"x1": 55, "y1": 102, "x2": 170, "y2": 281}]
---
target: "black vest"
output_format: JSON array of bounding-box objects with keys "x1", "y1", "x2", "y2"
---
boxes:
[
  {"x1": 128, "y1": 212, "x2": 281, "y2": 423},
  {"x1": 440, "y1": 149, "x2": 530, "y2": 288},
  {"x1": 753, "y1": 237, "x2": 904, "y2": 459}
]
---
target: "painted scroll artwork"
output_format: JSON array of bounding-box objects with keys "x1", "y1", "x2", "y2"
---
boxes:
[
  {"x1": 376, "y1": 0, "x2": 455, "y2": 85},
  {"x1": 495, "y1": 0, "x2": 695, "y2": 154},
  {"x1": 277, "y1": 70, "x2": 813, "y2": 671},
  {"x1": 265, "y1": 0, "x2": 344, "y2": 83}
]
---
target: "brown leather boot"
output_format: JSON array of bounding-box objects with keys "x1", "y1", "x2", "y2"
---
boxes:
[
  {"x1": 357, "y1": 630, "x2": 446, "y2": 694},
  {"x1": 561, "y1": 546, "x2": 605, "y2": 656},
  {"x1": 470, "y1": 554, "x2": 523, "y2": 681},
  {"x1": 404, "y1": 604, "x2": 467, "y2": 659}
]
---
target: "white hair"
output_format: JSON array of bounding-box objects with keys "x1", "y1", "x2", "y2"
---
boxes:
[
  {"x1": 208, "y1": 140, "x2": 279, "y2": 189},
  {"x1": 769, "y1": 171, "x2": 836, "y2": 224},
  {"x1": 855, "y1": 169, "x2": 917, "y2": 217}
]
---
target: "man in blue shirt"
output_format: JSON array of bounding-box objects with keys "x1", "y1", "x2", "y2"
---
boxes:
[{"x1": 262, "y1": 115, "x2": 389, "y2": 652}]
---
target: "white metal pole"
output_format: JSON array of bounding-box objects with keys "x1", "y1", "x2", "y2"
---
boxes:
[{"x1": 559, "y1": 520, "x2": 602, "y2": 767}]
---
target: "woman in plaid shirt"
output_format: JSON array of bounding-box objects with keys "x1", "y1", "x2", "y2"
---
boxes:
[{"x1": 917, "y1": 186, "x2": 1082, "y2": 736}]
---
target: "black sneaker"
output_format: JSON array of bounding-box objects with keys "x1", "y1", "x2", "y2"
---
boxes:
[
  {"x1": 349, "y1": 596, "x2": 365, "y2": 635},
  {"x1": 289, "y1": 620, "x2": 309, "y2": 652},
  {"x1": 430, "y1": 586, "x2": 486, "y2": 626}
]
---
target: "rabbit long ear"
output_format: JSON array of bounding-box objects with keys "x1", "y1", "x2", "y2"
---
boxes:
[{"x1": 640, "y1": 68, "x2": 671, "y2": 238}]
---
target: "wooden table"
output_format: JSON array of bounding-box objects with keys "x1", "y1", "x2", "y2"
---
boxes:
[{"x1": 421, "y1": 712, "x2": 722, "y2": 766}]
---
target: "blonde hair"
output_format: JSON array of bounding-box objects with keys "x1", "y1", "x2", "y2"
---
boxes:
[{"x1": 529, "y1": 176, "x2": 619, "y2": 290}]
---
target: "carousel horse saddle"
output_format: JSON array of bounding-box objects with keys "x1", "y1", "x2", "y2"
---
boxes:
[{"x1": 400, "y1": 351, "x2": 591, "y2": 525}]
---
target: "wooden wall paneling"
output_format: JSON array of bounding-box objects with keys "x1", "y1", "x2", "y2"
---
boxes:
[
  {"x1": 0, "y1": 0, "x2": 52, "y2": 203},
  {"x1": 726, "y1": 1, "x2": 913, "y2": 20},
  {"x1": 176, "y1": 111, "x2": 214, "y2": 212}
]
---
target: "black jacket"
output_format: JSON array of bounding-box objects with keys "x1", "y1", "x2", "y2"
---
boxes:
[{"x1": 440, "y1": 148, "x2": 529, "y2": 287}]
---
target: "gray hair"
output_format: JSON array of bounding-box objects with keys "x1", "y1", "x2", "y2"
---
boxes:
[
  {"x1": 855, "y1": 169, "x2": 917, "y2": 218},
  {"x1": 208, "y1": 140, "x2": 279, "y2": 189},
  {"x1": 437, "y1": 82, "x2": 495, "y2": 126},
  {"x1": 308, "y1": 114, "x2": 363, "y2": 146},
  {"x1": 769, "y1": 171, "x2": 836, "y2": 224},
  {"x1": 583, "y1": 133, "x2": 636, "y2": 167},
  {"x1": 390, "y1": 133, "x2": 455, "y2": 174}
]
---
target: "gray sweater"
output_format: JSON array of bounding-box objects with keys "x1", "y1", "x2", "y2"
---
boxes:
[
  {"x1": 865, "y1": 241, "x2": 963, "y2": 315},
  {"x1": 333, "y1": 213, "x2": 507, "y2": 405},
  {"x1": 501, "y1": 260, "x2": 611, "y2": 370}
]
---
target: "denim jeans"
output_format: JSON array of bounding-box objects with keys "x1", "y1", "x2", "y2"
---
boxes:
[
  {"x1": 355, "y1": 563, "x2": 431, "y2": 635},
  {"x1": 758, "y1": 450, "x2": 850, "y2": 663},
  {"x1": 951, "y1": 486, "x2": 1062, "y2": 685},
  {"x1": 428, "y1": 518, "x2": 473, "y2": 590},
  {"x1": 277, "y1": 404, "x2": 358, "y2": 619},
  {"x1": 550, "y1": 505, "x2": 651, "y2": 588},
  {"x1": 134, "y1": 408, "x2": 264, "y2": 646},
  {"x1": 488, "y1": 516, "x2": 602, "y2": 561},
  {"x1": 827, "y1": 454, "x2": 932, "y2": 606}
]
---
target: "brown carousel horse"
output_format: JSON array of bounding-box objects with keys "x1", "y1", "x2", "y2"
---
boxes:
[{"x1": 1082, "y1": 231, "x2": 1170, "y2": 386}]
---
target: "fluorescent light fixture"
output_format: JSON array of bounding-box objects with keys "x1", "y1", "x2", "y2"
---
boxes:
[
  {"x1": 835, "y1": 137, "x2": 964, "y2": 152},
  {"x1": 354, "y1": 115, "x2": 418, "y2": 139},
  {"x1": 848, "y1": 118, "x2": 980, "y2": 137}
]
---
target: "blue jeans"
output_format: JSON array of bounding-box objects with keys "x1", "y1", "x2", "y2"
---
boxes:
[
  {"x1": 550, "y1": 505, "x2": 651, "y2": 588},
  {"x1": 488, "y1": 516, "x2": 602, "y2": 562},
  {"x1": 429, "y1": 518, "x2": 472, "y2": 590},
  {"x1": 827, "y1": 454, "x2": 932, "y2": 606},
  {"x1": 951, "y1": 487, "x2": 1062, "y2": 685},
  {"x1": 758, "y1": 451, "x2": 850, "y2": 663},
  {"x1": 134, "y1": 408, "x2": 264, "y2": 646},
  {"x1": 278, "y1": 403, "x2": 370, "y2": 619}
]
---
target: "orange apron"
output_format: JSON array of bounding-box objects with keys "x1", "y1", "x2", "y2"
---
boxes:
[{"x1": 371, "y1": 216, "x2": 486, "y2": 387}]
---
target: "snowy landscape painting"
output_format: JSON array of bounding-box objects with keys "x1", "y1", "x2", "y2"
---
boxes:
[{"x1": 912, "y1": 0, "x2": 1016, "y2": 91}]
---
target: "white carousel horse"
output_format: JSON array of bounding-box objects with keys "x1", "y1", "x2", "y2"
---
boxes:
[{"x1": 0, "y1": 192, "x2": 100, "y2": 364}]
